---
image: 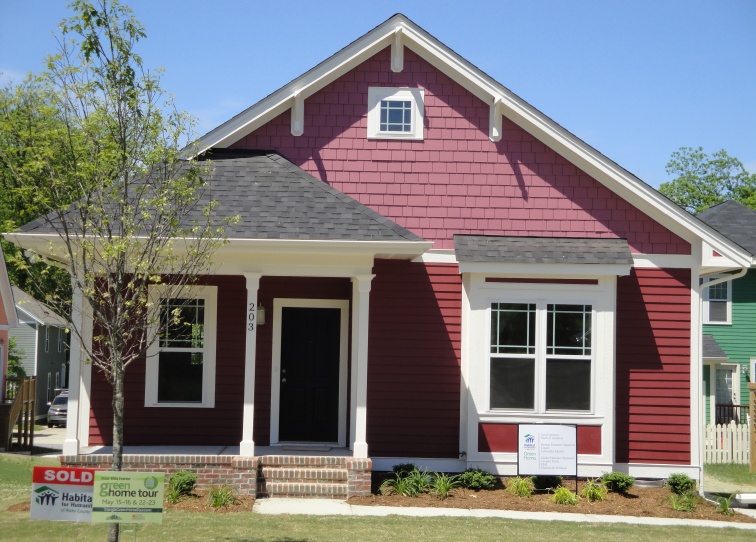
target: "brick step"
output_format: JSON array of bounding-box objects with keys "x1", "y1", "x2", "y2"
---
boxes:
[
  {"x1": 261, "y1": 466, "x2": 348, "y2": 482},
  {"x1": 257, "y1": 481, "x2": 348, "y2": 498},
  {"x1": 258, "y1": 455, "x2": 347, "y2": 468}
]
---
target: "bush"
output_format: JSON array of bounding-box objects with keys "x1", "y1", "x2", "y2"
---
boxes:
[
  {"x1": 666, "y1": 473, "x2": 695, "y2": 495},
  {"x1": 715, "y1": 494, "x2": 735, "y2": 516},
  {"x1": 166, "y1": 470, "x2": 197, "y2": 504},
  {"x1": 580, "y1": 478, "x2": 608, "y2": 502},
  {"x1": 669, "y1": 492, "x2": 697, "y2": 512},
  {"x1": 601, "y1": 472, "x2": 635, "y2": 493},
  {"x1": 551, "y1": 486, "x2": 578, "y2": 505},
  {"x1": 380, "y1": 467, "x2": 429, "y2": 497},
  {"x1": 532, "y1": 475, "x2": 562, "y2": 490},
  {"x1": 207, "y1": 485, "x2": 237, "y2": 507},
  {"x1": 429, "y1": 472, "x2": 461, "y2": 499},
  {"x1": 506, "y1": 476, "x2": 533, "y2": 498},
  {"x1": 458, "y1": 468, "x2": 497, "y2": 490}
]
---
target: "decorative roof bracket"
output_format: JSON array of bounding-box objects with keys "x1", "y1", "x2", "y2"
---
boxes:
[
  {"x1": 391, "y1": 28, "x2": 404, "y2": 73},
  {"x1": 291, "y1": 92, "x2": 304, "y2": 136},
  {"x1": 489, "y1": 97, "x2": 503, "y2": 142}
]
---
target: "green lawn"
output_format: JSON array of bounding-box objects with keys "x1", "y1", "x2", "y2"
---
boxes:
[
  {"x1": 1, "y1": 454, "x2": 754, "y2": 542},
  {"x1": 705, "y1": 464, "x2": 756, "y2": 492}
]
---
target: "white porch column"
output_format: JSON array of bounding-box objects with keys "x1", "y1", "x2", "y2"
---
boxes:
[
  {"x1": 240, "y1": 273, "x2": 262, "y2": 456},
  {"x1": 64, "y1": 283, "x2": 92, "y2": 456},
  {"x1": 350, "y1": 274, "x2": 374, "y2": 458}
]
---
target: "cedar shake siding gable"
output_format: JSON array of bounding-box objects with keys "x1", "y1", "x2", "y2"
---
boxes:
[{"x1": 231, "y1": 48, "x2": 690, "y2": 254}]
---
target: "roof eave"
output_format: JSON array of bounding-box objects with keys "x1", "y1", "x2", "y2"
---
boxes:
[{"x1": 0, "y1": 244, "x2": 18, "y2": 328}]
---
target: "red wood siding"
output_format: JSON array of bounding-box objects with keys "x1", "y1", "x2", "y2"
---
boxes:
[
  {"x1": 367, "y1": 260, "x2": 461, "y2": 457},
  {"x1": 615, "y1": 268, "x2": 692, "y2": 464},
  {"x1": 231, "y1": 48, "x2": 689, "y2": 255},
  {"x1": 478, "y1": 423, "x2": 601, "y2": 455},
  {"x1": 89, "y1": 275, "x2": 351, "y2": 446}
]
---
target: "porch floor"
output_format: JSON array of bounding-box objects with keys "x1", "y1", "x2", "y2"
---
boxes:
[{"x1": 78, "y1": 444, "x2": 354, "y2": 457}]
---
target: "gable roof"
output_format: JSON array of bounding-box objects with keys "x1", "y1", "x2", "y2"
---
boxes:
[
  {"x1": 0, "y1": 244, "x2": 18, "y2": 328},
  {"x1": 702, "y1": 334, "x2": 727, "y2": 360},
  {"x1": 12, "y1": 286, "x2": 68, "y2": 327},
  {"x1": 194, "y1": 14, "x2": 750, "y2": 268},
  {"x1": 698, "y1": 200, "x2": 756, "y2": 259}
]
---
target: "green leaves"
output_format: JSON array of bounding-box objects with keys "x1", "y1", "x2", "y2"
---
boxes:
[{"x1": 659, "y1": 146, "x2": 756, "y2": 214}]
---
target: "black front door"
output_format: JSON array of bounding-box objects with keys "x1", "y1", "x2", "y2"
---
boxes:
[{"x1": 279, "y1": 306, "x2": 341, "y2": 442}]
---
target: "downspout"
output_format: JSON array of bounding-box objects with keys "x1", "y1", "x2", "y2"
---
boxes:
[{"x1": 697, "y1": 265, "x2": 749, "y2": 497}]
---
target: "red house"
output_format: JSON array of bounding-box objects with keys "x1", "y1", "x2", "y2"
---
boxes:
[
  {"x1": 0, "y1": 244, "x2": 18, "y2": 402},
  {"x1": 8, "y1": 15, "x2": 751, "y2": 494}
]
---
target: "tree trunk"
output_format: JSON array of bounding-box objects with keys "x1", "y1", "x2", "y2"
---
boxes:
[{"x1": 108, "y1": 361, "x2": 125, "y2": 542}]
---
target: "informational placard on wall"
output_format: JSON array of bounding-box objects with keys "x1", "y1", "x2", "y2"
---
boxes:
[
  {"x1": 30, "y1": 466, "x2": 95, "y2": 522},
  {"x1": 92, "y1": 471, "x2": 164, "y2": 524},
  {"x1": 518, "y1": 424, "x2": 577, "y2": 476}
]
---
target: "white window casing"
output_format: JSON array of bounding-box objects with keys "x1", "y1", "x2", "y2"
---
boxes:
[
  {"x1": 367, "y1": 87, "x2": 424, "y2": 140},
  {"x1": 145, "y1": 285, "x2": 218, "y2": 408},
  {"x1": 702, "y1": 276, "x2": 731, "y2": 325}
]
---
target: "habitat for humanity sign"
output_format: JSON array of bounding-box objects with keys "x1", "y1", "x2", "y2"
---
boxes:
[
  {"x1": 92, "y1": 471, "x2": 164, "y2": 524},
  {"x1": 30, "y1": 466, "x2": 94, "y2": 522},
  {"x1": 518, "y1": 424, "x2": 577, "y2": 476}
]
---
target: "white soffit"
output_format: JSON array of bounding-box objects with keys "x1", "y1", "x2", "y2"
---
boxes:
[{"x1": 193, "y1": 14, "x2": 750, "y2": 268}]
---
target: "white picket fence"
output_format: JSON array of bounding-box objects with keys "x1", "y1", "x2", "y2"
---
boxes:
[{"x1": 704, "y1": 422, "x2": 750, "y2": 464}]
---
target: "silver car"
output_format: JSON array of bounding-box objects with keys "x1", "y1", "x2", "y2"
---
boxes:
[{"x1": 47, "y1": 394, "x2": 68, "y2": 428}]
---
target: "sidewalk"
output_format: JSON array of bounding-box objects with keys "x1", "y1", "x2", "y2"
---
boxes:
[{"x1": 253, "y1": 498, "x2": 756, "y2": 531}]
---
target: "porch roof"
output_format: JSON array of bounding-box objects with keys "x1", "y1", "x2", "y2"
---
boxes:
[
  {"x1": 702, "y1": 334, "x2": 728, "y2": 360},
  {"x1": 16, "y1": 150, "x2": 425, "y2": 244}
]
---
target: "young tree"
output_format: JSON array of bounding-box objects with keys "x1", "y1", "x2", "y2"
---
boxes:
[
  {"x1": 1, "y1": 3, "x2": 229, "y2": 539},
  {"x1": 659, "y1": 146, "x2": 756, "y2": 214}
]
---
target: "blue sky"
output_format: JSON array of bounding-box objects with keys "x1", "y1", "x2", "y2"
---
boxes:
[{"x1": 1, "y1": 0, "x2": 754, "y2": 189}]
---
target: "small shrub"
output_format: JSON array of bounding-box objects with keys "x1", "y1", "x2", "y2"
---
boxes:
[
  {"x1": 532, "y1": 475, "x2": 562, "y2": 491},
  {"x1": 666, "y1": 473, "x2": 695, "y2": 495},
  {"x1": 207, "y1": 485, "x2": 237, "y2": 508},
  {"x1": 669, "y1": 492, "x2": 697, "y2": 512},
  {"x1": 601, "y1": 472, "x2": 635, "y2": 493},
  {"x1": 429, "y1": 472, "x2": 461, "y2": 499},
  {"x1": 458, "y1": 468, "x2": 497, "y2": 490},
  {"x1": 380, "y1": 467, "x2": 429, "y2": 497},
  {"x1": 715, "y1": 494, "x2": 735, "y2": 516},
  {"x1": 166, "y1": 470, "x2": 197, "y2": 503},
  {"x1": 551, "y1": 486, "x2": 578, "y2": 505},
  {"x1": 580, "y1": 478, "x2": 608, "y2": 502},
  {"x1": 507, "y1": 476, "x2": 533, "y2": 498}
]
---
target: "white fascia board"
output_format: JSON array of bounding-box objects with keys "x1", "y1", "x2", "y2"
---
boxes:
[
  {"x1": 15, "y1": 305, "x2": 43, "y2": 326},
  {"x1": 458, "y1": 262, "x2": 631, "y2": 277},
  {"x1": 0, "y1": 244, "x2": 18, "y2": 328},
  {"x1": 218, "y1": 238, "x2": 432, "y2": 257}
]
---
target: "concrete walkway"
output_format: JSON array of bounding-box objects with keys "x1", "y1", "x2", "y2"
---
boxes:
[{"x1": 254, "y1": 498, "x2": 756, "y2": 530}]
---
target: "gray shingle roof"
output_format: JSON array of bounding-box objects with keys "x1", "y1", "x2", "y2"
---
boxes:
[
  {"x1": 454, "y1": 235, "x2": 632, "y2": 265},
  {"x1": 12, "y1": 286, "x2": 68, "y2": 327},
  {"x1": 697, "y1": 200, "x2": 756, "y2": 255},
  {"x1": 702, "y1": 334, "x2": 727, "y2": 359},
  {"x1": 18, "y1": 151, "x2": 425, "y2": 243}
]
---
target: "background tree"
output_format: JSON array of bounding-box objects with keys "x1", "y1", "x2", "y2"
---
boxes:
[
  {"x1": 659, "y1": 146, "x2": 756, "y2": 214},
  {"x1": 0, "y1": 2, "x2": 230, "y2": 539}
]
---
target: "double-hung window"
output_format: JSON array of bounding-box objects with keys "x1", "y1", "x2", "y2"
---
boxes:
[
  {"x1": 367, "y1": 87, "x2": 424, "y2": 140},
  {"x1": 145, "y1": 286, "x2": 217, "y2": 408},
  {"x1": 490, "y1": 302, "x2": 593, "y2": 412},
  {"x1": 702, "y1": 277, "x2": 731, "y2": 324}
]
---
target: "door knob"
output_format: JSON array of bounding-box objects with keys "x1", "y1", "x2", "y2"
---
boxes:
[{"x1": 281, "y1": 378, "x2": 287, "y2": 383}]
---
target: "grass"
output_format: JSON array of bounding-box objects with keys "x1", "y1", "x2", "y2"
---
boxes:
[
  {"x1": 1, "y1": 454, "x2": 755, "y2": 541},
  {"x1": 705, "y1": 464, "x2": 756, "y2": 489}
]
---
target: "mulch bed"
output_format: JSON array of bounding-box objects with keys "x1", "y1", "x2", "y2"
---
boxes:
[{"x1": 347, "y1": 478, "x2": 756, "y2": 523}]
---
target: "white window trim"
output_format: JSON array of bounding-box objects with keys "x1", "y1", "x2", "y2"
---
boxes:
[
  {"x1": 44, "y1": 327, "x2": 50, "y2": 353},
  {"x1": 463, "y1": 274, "x2": 617, "y2": 471},
  {"x1": 702, "y1": 276, "x2": 732, "y2": 325},
  {"x1": 144, "y1": 285, "x2": 218, "y2": 408},
  {"x1": 367, "y1": 87, "x2": 424, "y2": 140},
  {"x1": 57, "y1": 328, "x2": 63, "y2": 352}
]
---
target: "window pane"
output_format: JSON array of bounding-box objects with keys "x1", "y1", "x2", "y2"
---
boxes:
[
  {"x1": 160, "y1": 298, "x2": 205, "y2": 348},
  {"x1": 491, "y1": 358, "x2": 534, "y2": 409},
  {"x1": 709, "y1": 282, "x2": 728, "y2": 301},
  {"x1": 709, "y1": 300, "x2": 727, "y2": 322},
  {"x1": 157, "y1": 351, "x2": 203, "y2": 402},
  {"x1": 380, "y1": 99, "x2": 412, "y2": 132},
  {"x1": 546, "y1": 358, "x2": 590, "y2": 410},
  {"x1": 491, "y1": 303, "x2": 535, "y2": 354},
  {"x1": 547, "y1": 304, "x2": 591, "y2": 355}
]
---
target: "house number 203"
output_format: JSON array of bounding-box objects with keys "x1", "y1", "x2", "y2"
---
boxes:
[{"x1": 247, "y1": 302, "x2": 256, "y2": 332}]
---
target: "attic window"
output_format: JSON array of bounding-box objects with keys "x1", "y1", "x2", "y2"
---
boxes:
[{"x1": 368, "y1": 87, "x2": 424, "y2": 140}]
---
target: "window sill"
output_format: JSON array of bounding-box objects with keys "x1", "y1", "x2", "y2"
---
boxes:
[
  {"x1": 145, "y1": 402, "x2": 214, "y2": 409},
  {"x1": 479, "y1": 411, "x2": 604, "y2": 423}
]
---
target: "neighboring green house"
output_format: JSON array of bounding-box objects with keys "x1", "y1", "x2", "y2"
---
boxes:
[
  {"x1": 8, "y1": 286, "x2": 69, "y2": 420},
  {"x1": 698, "y1": 201, "x2": 756, "y2": 425}
]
